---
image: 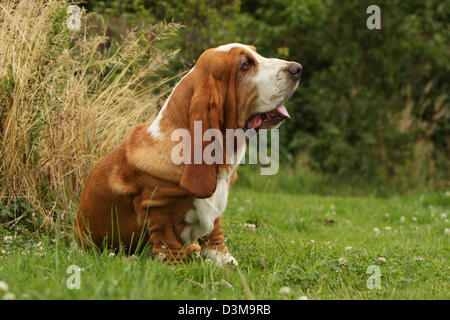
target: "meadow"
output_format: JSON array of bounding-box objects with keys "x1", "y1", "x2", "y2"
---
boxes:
[{"x1": 1, "y1": 185, "x2": 448, "y2": 300}]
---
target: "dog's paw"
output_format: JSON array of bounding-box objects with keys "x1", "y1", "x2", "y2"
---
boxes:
[
  {"x1": 201, "y1": 247, "x2": 238, "y2": 267},
  {"x1": 185, "y1": 243, "x2": 201, "y2": 258}
]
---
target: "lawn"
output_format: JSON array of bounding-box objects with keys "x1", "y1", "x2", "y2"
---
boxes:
[{"x1": 0, "y1": 187, "x2": 448, "y2": 300}]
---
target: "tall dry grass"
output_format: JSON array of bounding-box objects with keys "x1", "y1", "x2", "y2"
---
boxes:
[{"x1": 0, "y1": 0, "x2": 181, "y2": 228}]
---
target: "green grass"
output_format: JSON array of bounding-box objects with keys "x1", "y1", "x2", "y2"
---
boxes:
[{"x1": 0, "y1": 187, "x2": 449, "y2": 300}]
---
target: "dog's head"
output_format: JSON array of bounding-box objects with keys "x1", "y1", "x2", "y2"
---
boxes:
[
  {"x1": 179, "y1": 43, "x2": 302, "y2": 198},
  {"x1": 191, "y1": 43, "x2": 301, "y2": 131}
]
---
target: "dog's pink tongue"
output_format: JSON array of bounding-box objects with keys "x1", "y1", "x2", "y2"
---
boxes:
[{"x1": 276, "y1": 105, "x2": 290, "y2": 118}]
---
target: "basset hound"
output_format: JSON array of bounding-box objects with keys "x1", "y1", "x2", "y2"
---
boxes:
[{"x1": 74, "y1": 43, "x2": 302, "y2": 266}]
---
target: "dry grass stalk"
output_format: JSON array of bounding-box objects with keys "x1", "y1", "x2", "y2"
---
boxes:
[{"x1": 0, "y1": 0, "x2": 181, "y2": 228}]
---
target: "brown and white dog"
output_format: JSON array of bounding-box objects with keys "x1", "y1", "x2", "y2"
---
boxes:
[{"x1": 75, "y1": 43, "x2": 301, "y2": 266}]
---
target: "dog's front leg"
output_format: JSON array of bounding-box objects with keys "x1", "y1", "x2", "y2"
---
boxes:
[{"x1": 198, "y1": 217, "x2": 238, "y2": 266}]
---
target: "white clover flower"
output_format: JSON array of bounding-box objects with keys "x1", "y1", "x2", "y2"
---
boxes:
[
  {"x1": 3, "y1": 236, "x2": 13, "y2": 244},
  {"x1": 412, "y1": 217, "x2": 417, "y2": 222},
  {"x1": 414, "y1": 256, "x2": 424, "y2": 261},
  {"x1": 3, "y1": 292, "x2": 15, "y2": 300},
  {"x1": 156, "y1": 252, "x2": 166, "y2": 261},
  {"x1": 338, "y1": 257, "x2": 346, "y2": 266},
  {"x1": 244, "y1": 223, "x2": 256, "y2": 231},
  {"x1": 378, "y1": 257, "x2": 387, "y2": 263},
  {"x1": 298, "y1": 296, "x2": 308, "y2": 300},
  {"x1": 310, "y1": 240, "x2": 315, "y2": 246},
  {"x1": 400, "y1": 216, "x2": 406, "y2": 223},
  {"x1": 345, "y1": 246, "x2": 352, "y2": 251},
  {"x1": 0, "y1": 281, "x2": 8, "y2": 293},
  {"x1": 279, "y1": 286, "x2": 291, "y2": 294},
  {"x1": 444, "y1": 228, "x2": 450, "y2": 236},
  {"x1": 445, "y1": 191, "x2": 450, "y2": 197},
  {"x1": 440, "y1": 213, "x2": 447, "y2": 219},
  {"x1": 385, "y1": 226, "x2": 392, "y2": 231},
  {"x1": 373, "y1": 228, "x2": 380, "y2": 234}
]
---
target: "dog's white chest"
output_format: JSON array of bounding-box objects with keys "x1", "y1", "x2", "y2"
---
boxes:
[
  {"x1": 180, "y1": 146, "x2": 245, "y2": 245},
  {"x1": 180, "y1": 177, "x2": 230, "y2": 245},
  {"x1": 181, "y1": 170, "x2": 230, "y2": 245}
]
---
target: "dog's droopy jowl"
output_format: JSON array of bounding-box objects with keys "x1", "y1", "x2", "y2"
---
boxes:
[
  {"x1": 170, "y1": 123, "x2": 282, "y2": 175},
  {"x1": 75, "y1": 43, "x2": 301, "y2": 265}
]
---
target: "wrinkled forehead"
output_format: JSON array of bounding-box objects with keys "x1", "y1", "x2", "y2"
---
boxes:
[
  {"x1": 196, "y1": 43, "x2": 260, "y2": 75},
  {"x1": 196, "y1": 43, "x2": 286, "y2": 77}
]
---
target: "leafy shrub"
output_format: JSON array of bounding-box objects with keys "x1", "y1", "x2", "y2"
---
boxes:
[
  {"x1": 241, "y1": 0, "x2": 449, "y2": 189},
  {"x1": 84, "y1": 0, "x2": 449, "y2": 190}
]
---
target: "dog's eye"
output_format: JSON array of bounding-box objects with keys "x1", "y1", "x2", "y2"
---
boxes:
[{"x1": 241, "y1": 59, "x2": 252, "y2": 71}]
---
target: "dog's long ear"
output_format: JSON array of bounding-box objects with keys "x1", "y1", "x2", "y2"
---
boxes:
[{"x1": 179, "y1": 76, "x2": 224, "y2": 199}]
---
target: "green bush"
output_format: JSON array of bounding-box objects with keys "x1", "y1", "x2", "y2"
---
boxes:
[{"x1": 241, "y1": 0, "x2": 449, "y2": 189}]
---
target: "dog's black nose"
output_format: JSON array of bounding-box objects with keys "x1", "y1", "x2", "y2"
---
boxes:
[{"x1": 287, "y1": 62, "x2": 302, "y2": 80}]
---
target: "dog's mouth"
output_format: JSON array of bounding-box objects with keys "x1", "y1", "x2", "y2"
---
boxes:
[{"x1": 245, "y1": 105, "x2": 291, "y2": 130}]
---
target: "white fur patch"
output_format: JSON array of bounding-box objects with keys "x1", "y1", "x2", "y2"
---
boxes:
[
  {"x1": 147, "y1": 68, "x2": 195, "y2": 139},
  {"x1": 253, "y1": 57, "x2": 296, "y2": 114},
  {"x1": 215, "y1": 43, "x2": 256, "y2": 54},
  {"x1": 180, "y1": 144, "x2": 246, "y2": 246}
]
